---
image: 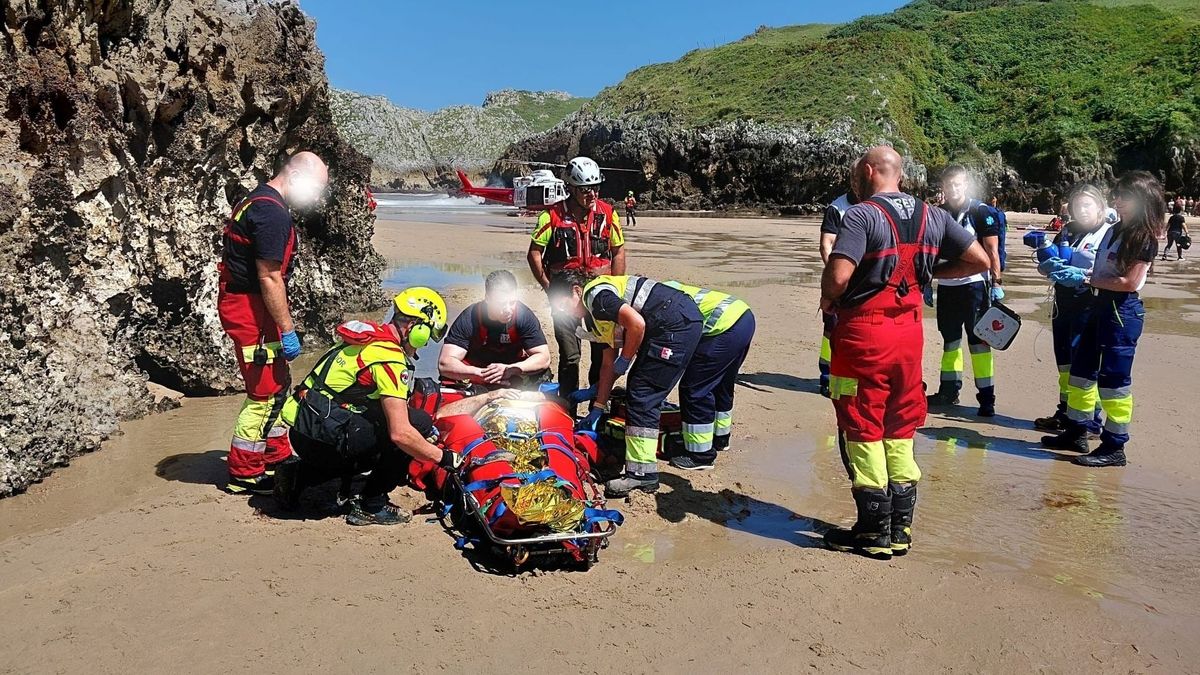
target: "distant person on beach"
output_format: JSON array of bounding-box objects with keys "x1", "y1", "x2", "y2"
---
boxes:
[
  {"x1": 1043, "y1": 171, "x2": 1164, "y2": 467},
  {"x1": 438, "y1": 270, "x2": 551, "y2": 389},
  {"x1": 926, "y1": 165, "x2": 1005, "y2": 417},
  {"x1": 624, "y1": 191, "x2": 638, "y2": 226},
  {"x1": 527, "y1": 156, "x2": 626, "y2": 411},
  {"x1": 217, "y1": 151, "x2": 328, "y2": 495},
  {"x1": 1163, "y1": 203, "x2": 1188, "y2": 260},
  {"x1": 989, "y1": 195, "x2": 1009, "y2": 270},
  {"x1": 820, "y1": 146, "x2": 988, "y2": 559}
]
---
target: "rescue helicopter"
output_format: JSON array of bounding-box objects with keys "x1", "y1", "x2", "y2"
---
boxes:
[{"x1": 455, "y1": 159, "x2": 639, "y2": 210}]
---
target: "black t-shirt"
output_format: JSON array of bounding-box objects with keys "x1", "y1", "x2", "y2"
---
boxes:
[
  {"x1": 1168, "y1": 214, "x2": 1186, "y2": 233},
  {"x1": 831, "y1": 193, "x2": 976, "y2": 308},
  {"x1": 445, "y1": 301, "x2": 546, "y2": 365},
  {"x1": 242, "y1": 184, "x2": 293, "y2": 263}
]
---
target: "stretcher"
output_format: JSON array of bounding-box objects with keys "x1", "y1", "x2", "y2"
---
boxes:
[{"x1": 409, "y1": 395, "x2": 623, "y2": 572}]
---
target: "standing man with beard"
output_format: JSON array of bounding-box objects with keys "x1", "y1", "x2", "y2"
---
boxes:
[
  {"x1": 527, "y1": 157, "x2": 626, "y2": 407},
  {"x1": 218, "y1": 151, "x2": 329, "y2": 494},
  {"x1": 926, "y1": 165, "x2": 1005, "y2": 417}
]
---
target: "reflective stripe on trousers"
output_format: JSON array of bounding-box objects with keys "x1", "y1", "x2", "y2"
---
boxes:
[{"x1": 683, "y1": 422, "x2": 714, "y2": 453}]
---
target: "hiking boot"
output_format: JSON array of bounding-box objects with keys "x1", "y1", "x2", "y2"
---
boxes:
[
  {"x1": 670, "y1": 452, "x2": 717, "y2": 471},
  {"x1": 272, "y1": 457, "x2": 304, "y2": 511},
  {"x1": 888, "y1": 482, "x2": 917, "y2": 555},
  {"x1": 1041, "y1": 427, "x2": 1089, "y2": 453},
  {"x1": 824, "y1": 488, "x2": 892, "y2": 560},
  {"x1": 346, "y1": 496, "x2": 412, "y2": 526},
  {"x1": 1034, "y1": 411, "x2": 1067, "y2": 432},
  {"x1": 1072, "y1": 443, "x2": 1128, "y2": 468},
  {"x1": 926, "y1": 388, "x2": 960, "y2": 407},
  {"x1": 225, "y1": 474, "x2": 274, "y2": 495},
  {"x1": 605, "y1": 472, "x2": 660, "y2": 498}
]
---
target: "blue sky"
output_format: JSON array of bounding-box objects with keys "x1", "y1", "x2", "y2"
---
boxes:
[{"x1": 299, "y1": 0, "x2": 908, "y2": 111}]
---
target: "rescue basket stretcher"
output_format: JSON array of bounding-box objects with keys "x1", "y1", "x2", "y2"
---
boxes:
[{"x1": 408, "y1": 393, "x2": 623, "y2": 571}]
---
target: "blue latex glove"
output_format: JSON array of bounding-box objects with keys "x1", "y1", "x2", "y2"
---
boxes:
[
  {"x1": 991, "y1": 285, "x2": 1006, "y2": 302},
  {"x1": 576, "y1": 408, "x2": 604, "y2": 432},
  {"x1": 566, "y1": 385, "x2": 597, "y2": 404},
  {"x1": 1037, "y1": 257, "x2": 1068, "y2": 276},
  {"x1": 613, "y1": 355, "x2": 632, "y2": 377},
  {"x1": 280, "y1": 330, "x2": 302, "y2": 360},
  {"x1": 923, "y1": 285, "x2": 934, "y2": 308},
  {"x1": 1050, "y1": 267, "x2": 1087, "y2": 288}
]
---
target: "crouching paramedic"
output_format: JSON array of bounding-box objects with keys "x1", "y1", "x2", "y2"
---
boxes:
[
  {"x1": 820, "y1": 146, "x2": 989, "y2": 559},
  {"x1": 438, "y1": 270, "x2": 551, "y2": 389},
  {"x1": 663, "y1": 281, "x2": 755, "y2": 471},
  {"x1": 274, "y1": 288, "x2": 462, "y2": 526},
  {"x1": 548, "y1": 270, "x2": 703, "y2": 497},
  {"x1": 218, "y1": 151, "x2": 328, "y2": 495}
]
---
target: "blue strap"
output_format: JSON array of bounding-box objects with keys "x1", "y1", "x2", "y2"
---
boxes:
[
  {"x1": 488, "y1": 500, "x2": 508, "y2": 526},
  {"x1": 462, "y1": 468, "x2": 560, "y2": 493},
  {"x1": 460, "y1": 437, "x2": 490, "y2": 459},
  {"x1": 584, "y1": 507, "x2": 624, "y2": 528}
]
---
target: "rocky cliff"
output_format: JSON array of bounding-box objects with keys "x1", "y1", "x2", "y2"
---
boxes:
[
  {"x1": 499, "y1": 113, "x2": 930, "y2": 211},
  {"x1": 0, "y1": 0, "x2": 383, "y2": 495},
  {"x1": 330, "y1": 88, "x2": 587, "y2": 189}
]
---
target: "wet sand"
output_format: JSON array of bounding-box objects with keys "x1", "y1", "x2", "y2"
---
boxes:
[{"x1": 2, "y1": 211, "x2": 1199, "y2": 672}]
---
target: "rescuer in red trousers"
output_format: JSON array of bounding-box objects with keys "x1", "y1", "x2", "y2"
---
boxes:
[
  {"x1": 218, "y1": 151, "x2": 329, "y2": 494},
  {"x1": 820, "y1": 146, "x2": 989, "y2": 559}
]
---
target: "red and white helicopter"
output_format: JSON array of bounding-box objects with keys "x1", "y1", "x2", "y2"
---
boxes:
[{"x1": 456, "y1": 160, "x2": 639, "y2": 210}]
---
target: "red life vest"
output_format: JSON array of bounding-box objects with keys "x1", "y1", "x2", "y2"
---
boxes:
[
  {"x1": 464, "y1": 303, "x2": 522, "y2": 367},
  {"x1": 219, "y1": 192, "x2": 298, "y2": 293},
  {"x1": 535, "y1": 200, "x2": 619, "y2": 273}
]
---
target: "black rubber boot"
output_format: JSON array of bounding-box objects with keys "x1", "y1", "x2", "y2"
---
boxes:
[
  {"x1": 888, "y1": 482, "x2": 917, "y2": 555},
  {"x1": 1041, "y1": 425, "x2": 1089, "y2": 452},
  {"x1": 824, "y1": 488, "x2": 893, "y2": 560},
  {"x1": 272, "y1": 457, "x2": 304, "y2": 511},
  {"x1": 976, "y1": 386, "x2": 996, "y2": 417},
  {"x1": 1072, "y1": 443, "x2": 1128, "y2": 467},
  {"x1": 926, "y1": 383, "x2": 960, "y2": 407}
]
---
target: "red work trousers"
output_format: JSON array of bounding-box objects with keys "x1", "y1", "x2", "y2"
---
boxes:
[
  {"x1": 829, "y1": 302, "x2": 926, "y2": 490},
  {"x1": 218, "y1": 284, "x2": 292, "y2": 478}
]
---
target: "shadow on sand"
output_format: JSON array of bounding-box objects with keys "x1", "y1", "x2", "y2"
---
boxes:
[{"x1": 655, "y1": 472, "x2": 834, "y2": 548}]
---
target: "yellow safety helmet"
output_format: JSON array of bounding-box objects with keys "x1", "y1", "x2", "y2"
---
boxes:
[{"x1": 386, "y1": 287, "x2": 448, "y2": 349}]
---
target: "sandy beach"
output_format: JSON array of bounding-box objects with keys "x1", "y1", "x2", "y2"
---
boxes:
[{"x1": 2, "y1": 208, "x2": 1199, "y2": 672}]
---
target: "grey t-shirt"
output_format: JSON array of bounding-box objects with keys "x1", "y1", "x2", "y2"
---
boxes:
[{"x1": 831, "y1": 192, "x2": 976, "y2": 308}]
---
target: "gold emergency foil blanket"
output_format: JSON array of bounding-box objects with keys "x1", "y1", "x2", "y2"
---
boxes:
[{"x1": 477, "y1": 402, "x2": 587, "y2": 532}]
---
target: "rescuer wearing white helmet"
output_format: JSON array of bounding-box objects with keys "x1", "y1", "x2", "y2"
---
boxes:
[{"x1": 527, "y1": 156, "x2": 627, "y2": 409}]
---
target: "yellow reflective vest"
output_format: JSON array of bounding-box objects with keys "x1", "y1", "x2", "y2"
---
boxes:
[{"x1": 665, "y1": 281, "x2": 750, "y2": 337}]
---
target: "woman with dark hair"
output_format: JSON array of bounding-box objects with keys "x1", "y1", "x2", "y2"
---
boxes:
[{"x1": 1044, "y1": 171, "x2": 1164, "y2": 467}]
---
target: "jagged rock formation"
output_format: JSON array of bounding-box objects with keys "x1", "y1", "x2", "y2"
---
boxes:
[
  {"x1": 0, "y1": 0, "x2": 383, "y2": 495},
  {"x1": 500, "y1": 113, "x2": 926, "y2": 210},
  {"x1": 330, "y1": 88, "x2": 586, "y2": 188}
]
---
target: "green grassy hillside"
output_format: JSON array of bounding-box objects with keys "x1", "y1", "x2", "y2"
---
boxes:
[{"x1": 592, "y1": 0, "x2": 1200, "y2": 185}]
